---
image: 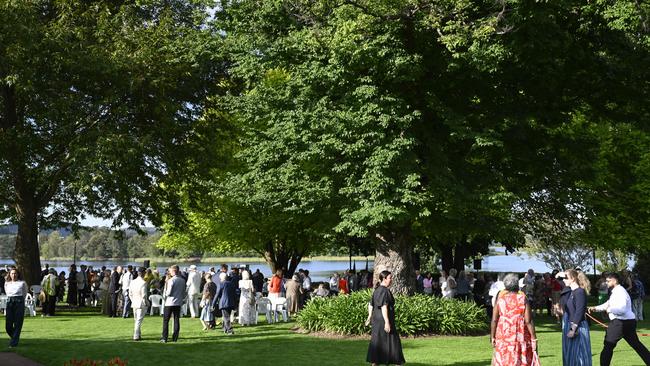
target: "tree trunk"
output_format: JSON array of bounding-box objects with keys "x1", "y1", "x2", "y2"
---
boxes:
[
  {"x1": 453, "y1": 241, "x2": 467, "y2": 273},
  {"x1": 373, "y1": 229, "x2": 415, "y2": 295},
  {"x1": 14, "y1": 197, "x2": 41, "y2": 286},
  {"x1": 287, "y1": 250, "x2": 305, "y2": 278},
  {"x1": 261, "y1": 239, "x2": 305, "y2": 278},
  {"x1": 441, "y1": 245, "x2": 454, "y2": 272}
]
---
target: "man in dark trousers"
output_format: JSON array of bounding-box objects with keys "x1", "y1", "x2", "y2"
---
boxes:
[
  {"x1": 589, "y1": 272, "x2": 650, "y2": 366},
  {"x1": 108, "y1": 266, "x2": 122, "y2": 318},
  {"x1": 214, "y1": 272, "x2": 236, "y2": 335},
  {"x1": 160, "y1": 265, "x2": 186, "y2": 343}
]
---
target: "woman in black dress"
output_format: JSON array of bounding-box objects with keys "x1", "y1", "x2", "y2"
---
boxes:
[
  {"x1": 365, "y1": 270, "x2": 405, "y2": 366},
  {"x1": 67, "y1": 265, "x2": 78, "y2": 307}
]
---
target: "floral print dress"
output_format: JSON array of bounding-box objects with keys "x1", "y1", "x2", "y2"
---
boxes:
[{"x1": 492, "y1": 291, "x2": 535, "y2": 366}]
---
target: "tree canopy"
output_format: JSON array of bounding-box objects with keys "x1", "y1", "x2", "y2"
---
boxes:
[
  {"x1": 157, "y1": 0, "x2": 650, "y2": 293},
  {"x1": 0, "y1": 0, "x2": 222, "y2": 284}
]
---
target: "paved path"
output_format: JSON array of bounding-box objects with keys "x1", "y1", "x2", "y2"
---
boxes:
[{"x1": 0, "y1": 352, "x2": 44, "y2": 366}]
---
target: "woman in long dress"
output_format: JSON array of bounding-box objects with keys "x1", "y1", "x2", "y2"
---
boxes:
[
  {"x1": 284, "y1": 274, "x2": 303, "y2": 316},
  {"x1": 490, "y1": 273, "x2": 538, "y2": 366},
  {"x1": 67, "y1": 265, "x2": 78, "y2": 307},
  {"x1": 100, "y1": 269, "x2": 111, "y2": 315},
  {"x1": 365, "y1": 270, "x2": 405, "y2": 366},
  {"x1": 559, "y1": 269, "x2": 592, "y2": 366},
  {"x1": 238, "y1": 270, "x2": 255, "y2": 325},
  {"x1": 200, "y1": 272, "x2": 216, "y2": 330}
]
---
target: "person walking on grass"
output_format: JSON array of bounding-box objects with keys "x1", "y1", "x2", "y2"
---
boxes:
[
  {"x1": 490, "y1": 273, "x2": 538, "y2": 366},
  {"x1": 129, "y1": 267, "x2": 148, "y2": 341},
  {"x1": 365, "y1": 270, "x2": 405, "y2": 366},
  {"x1": 4, "y1": 268, "x2": 28, "y2": 348},
  {"x1": 186, "y1": 265, "x2": 201, "y2": 318},
  {"x1": 160, "y1": 265, "x2": 186, "y2": 343},
  {"x1": 588, "y1": 272, "x2": 650, "y2": 366},
  {"x1": 215, "y1": 272, "x2": 236, "y2": 335}
]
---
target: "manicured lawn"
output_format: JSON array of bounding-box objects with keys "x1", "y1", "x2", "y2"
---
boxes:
[{"x1": 3, "y1": 306, "x2": 650, "y2": 365}]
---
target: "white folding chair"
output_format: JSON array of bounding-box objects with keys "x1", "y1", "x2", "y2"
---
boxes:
[
  {"x1": 149, "y1": 294, "x2": 164, "y2": 316},
  {"x1": 24, "y1": 293, "x2": 37, "y2": 316},
  {"x1": 273, "y1": 297, "x2": 288, "y2": 322},
  {"x1": 30, "y1": 285, "x2": 42, "y2": 306},
  {"x1": 0, "y1": 295, "x2": 7, "y2": 316},
  {"x1": 255, "y1": 297, "x2": 273, "y2": 324}
]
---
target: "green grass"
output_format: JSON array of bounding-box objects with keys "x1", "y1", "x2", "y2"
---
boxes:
[{"x1": 4, "y1": 306, "x2": 650, "y2": 365}]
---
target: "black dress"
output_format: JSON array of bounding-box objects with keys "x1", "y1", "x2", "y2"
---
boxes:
[
  {"x1": 67, "y1": 271, "x2": 78, "y2": 306},
  {"x1": 367, "y1": 286, "x2": 405, "y2": 365}
]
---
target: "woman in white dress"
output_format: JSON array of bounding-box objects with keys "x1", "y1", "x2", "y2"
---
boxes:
[{"x1": 238, "y1": 270, "x2": 255, "y2": 325}]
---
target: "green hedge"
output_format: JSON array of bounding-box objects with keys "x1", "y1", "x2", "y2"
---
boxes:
[{"x1": 296, "y1": 289, "x2": 488, "y2": 336}]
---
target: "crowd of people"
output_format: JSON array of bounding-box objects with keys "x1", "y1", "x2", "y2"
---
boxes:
[
  {"x1": 488, "y1": 269, "x2": 650, "y2": 366},
  {"x1": 2, "y1": 262, "x2": 650, "y2": 366}
]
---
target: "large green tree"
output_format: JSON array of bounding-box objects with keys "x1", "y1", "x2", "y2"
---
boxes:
[
  {"x1": 0, "y1": 0, "x2": 220, "y2": 284},
  {"x1": 166, "y1": 0, "x2": 650, "y2": 293}
]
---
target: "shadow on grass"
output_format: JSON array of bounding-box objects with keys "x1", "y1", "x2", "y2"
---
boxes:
[{"x1": 442, "y1": 361, "x2": 492, "y2": 366}]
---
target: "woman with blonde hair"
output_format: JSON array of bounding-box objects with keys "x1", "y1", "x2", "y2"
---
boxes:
[{"x1": 558, "y1": 269, "x2": 592, "y2": 365}]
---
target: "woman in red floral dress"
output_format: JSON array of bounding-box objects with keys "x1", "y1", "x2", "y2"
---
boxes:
[{"x1": 490, "y1": 273, "x2": 538, "y2": 366}]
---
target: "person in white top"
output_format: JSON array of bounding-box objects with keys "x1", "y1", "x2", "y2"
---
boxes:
[
  {"x1": 488, "y1": 273, "x2": 506, "y2": 307},
  {"x1": 186, "y1": 265, "x2": 201, "y2": 318},
  {"x1": 588, "y1": 272, "x2": 650, "y2": 366},
  {"x1": 238, "y1": 270, "x2": 255, "y2": 325},
  {"x1": 129, "y1": 267, "x2": 148, "y2": 341},
  {"x1": 4, "y1": 268, "x2": 28, "y2": 347},
  {"x1": 442, "y1": 268, "x2": 457, "y2": 299},
  {"x1": 329, "y1": 273, "x2": 339, "y2": 295},
  {"x1": 119, "y1": 265, "x2": 133, "y2": 318}
]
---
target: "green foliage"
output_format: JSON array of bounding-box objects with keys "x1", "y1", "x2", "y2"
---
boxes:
[
  {"x1": 0, "y1": 234, "x2": 14, "y2": 258},
  {"x1": 596, "y1": 249, "x2": 632, "y2": 273},
  {"x1": 0, "y1": 0, "x2": 223, "y2": 282},
  {"x1": 297, "y1": 290, "x2": 488, "y2": 336}
]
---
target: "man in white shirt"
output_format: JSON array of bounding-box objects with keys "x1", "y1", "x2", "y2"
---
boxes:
[
  {"x1": 488, "y1": 273, "x2": 506, "y2": 307},
  {"x1": 129, "y1": 267, "x2": 148, "y2": 341},
  {"x1": 119, "y1": 265, "x2": 133, "y2": 318},
  {"x1": 186, "y1": 265, "x2": 201, "y2": 318},
  {"x1": 588, "y1": 272, "x2": 650, "y2": 366}
]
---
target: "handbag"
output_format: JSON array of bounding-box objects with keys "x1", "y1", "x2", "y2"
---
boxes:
[{"x1": 39, "y1": 292, "x2": 46, "y2": 303}]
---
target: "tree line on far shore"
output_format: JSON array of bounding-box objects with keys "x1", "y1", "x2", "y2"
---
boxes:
[{"x1": 0, "y1": 227, "x2": 358, "y2": 261}]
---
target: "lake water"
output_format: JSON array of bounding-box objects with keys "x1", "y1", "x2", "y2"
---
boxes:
[{"x1": 0, "y1": 249, "x2": 584, "y2": 281}]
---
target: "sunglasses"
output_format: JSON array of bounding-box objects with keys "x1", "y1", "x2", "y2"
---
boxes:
[{"x1": 557, "y1": 276, "x2": 567, "y2": 280}]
